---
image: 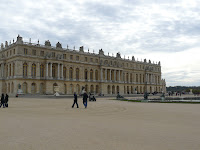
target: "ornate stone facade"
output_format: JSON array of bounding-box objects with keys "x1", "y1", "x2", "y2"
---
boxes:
[{"x1": 0, "y1": 35, "x2": 166, "y2": 96}]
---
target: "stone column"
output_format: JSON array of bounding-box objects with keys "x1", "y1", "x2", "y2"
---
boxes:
[
  {"x1": 57, "y1": 64, "x2": 60, "y2": 79},
  {"x1": 10, "y1": 63, "x2": 13, "y2": 78},
  {"x1": 50, "y1": 63, "x2": 52, "y2": 78},
  {"x1": 66, "y1": 66, "x2": 69, "y2": 80},
  {"x1": 7, "y1": 63, "x2": 10, "y2": 78},
  {"x1": 46, "y1": 63, "x2": 48, "y2": 78},
  {"x1": 28, "y1": 62, "x2": 32, "y2": 77},
  {"x1": 61, "y1": 64, "x2": 63, "y2": 79},
  {"x1": 105, "y1": 69, "x2": 107, "y2": 81},
  {"x1": 93, "y1": 69, "x2": 95, "y2": 81},
  {"x1": 146, "y1": 74, "x2": 148, "y2": 83},
  {"x1": 100, "y1": 68, "x2": 103, "y2": 81},
  {"x1": 36, "y1": 62, "x2": 40, "y2": 78},
  {"x1": 88, "y1": 68, "x2": 90, "y2": 81}
]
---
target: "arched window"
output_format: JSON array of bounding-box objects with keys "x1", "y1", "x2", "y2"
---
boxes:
[
  {"x1": 11, "y1": 82, "x2": 14, "y2": 93},
  {"x1": 85, "y1": 69, "x2": 88, "y2": 80},
  {"x1": 107, "y1": 85, "x2": 111, "y2": 94},
  {"x1": 96, "y1": 85, "x2": 99, "y2": 94},
  {"x1": 76, "y1": 68, "x2": 79, "y2": 80},
  {"x1": 69, "y1": 67, "x2": 73, "y2": 80},
  {"x1": 63, "y1": 67, "x2": 66, "y2": 78},
  {"x1": 31, "y1": 64, "x2": 36, "y2": 77},
  {"x1": 95, "y1": 70, "x2": 98, "y2": 80},
  {"x1": 6, "y1": 65, "x2": 8, "y2": 77},
  {"x1": 126, "y1": 73, "x2": 129, "y2": 82},
  {"x1": 40, "y1": 64, "x2": 44, "y2": 77},
  {"x1": 23, "y1": 63, "x2": 28, "y2": 77},
  {"x1": 52, "y1": 64, "x2": 56, "y2": 78},
  {"x1": 8, "y1": 83, "x2": 10, "y2": 93},
  {"x1": 130, "y1": 73, "x2": 132, "y2": 82},
  {"x1": 90, "y1": 85, "x2": 94, "y2": 93},
  {"x1": 9, "y1": 64, "x2": 11, "y2": 76},
  {"x1": 31, "y1": 83, "x2": 36, "y2": 94},
  {"x1": 136, "y1": 74, "x2": 138, "y2": 82},
  {"x1": 90, "y1": 69, "x2": 93, "y2": 80},
  {"x1": 22, "y1": 82, "x2": 27, "y2": 93},
  {"x1": 13, "y1": 63, "x2": 15, "y2": 76}
]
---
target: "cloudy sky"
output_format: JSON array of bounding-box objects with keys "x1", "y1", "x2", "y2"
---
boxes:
[{"x1": 0, "y1": 0, "x2": 200, "y2": 86}]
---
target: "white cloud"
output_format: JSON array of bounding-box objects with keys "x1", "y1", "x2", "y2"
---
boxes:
[{"x1": 0, "y1": 0, "x2": 200, "y2": 86}]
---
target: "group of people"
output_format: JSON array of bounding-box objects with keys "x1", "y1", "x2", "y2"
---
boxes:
[
  {"x1": 0, "y1": 93, "x2": 9, "y2": 108},
  {"x1": 72, "y1": 91, "x2": 91, "y2": 109}
]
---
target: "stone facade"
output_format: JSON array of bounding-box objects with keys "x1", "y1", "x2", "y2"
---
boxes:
[{"x1": 0, "y1": 35, "x2": 166, "y2": 96}]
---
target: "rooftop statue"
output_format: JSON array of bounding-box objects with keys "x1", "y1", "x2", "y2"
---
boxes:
[
  {"x1": 45, "y1": 40, "x2": 51, "y2": 46},
  {"x1": 116, "y1": 52, "x2": 121, "y2": 58},
  {"x1": 79, "y1": 46, "x2": 84, "y2": 52},
  {"x1": 56, "y1": 42, "x2": 62, "y2": 48},
  {"x1": 99, "y1": 48, "x2": 104, "y2": 55}
]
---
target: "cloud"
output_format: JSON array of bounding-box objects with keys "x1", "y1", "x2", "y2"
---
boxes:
[{"x1": 0, "y1": 0, "x2": 200, "y2": 86}]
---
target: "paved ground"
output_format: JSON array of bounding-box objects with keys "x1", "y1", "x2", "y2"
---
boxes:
[{"x1": 0, "y1": 97, "x2": 200, "y2": 150}]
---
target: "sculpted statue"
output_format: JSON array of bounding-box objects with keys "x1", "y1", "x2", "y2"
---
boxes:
[
  {"x1": 116, "y1": 52, "x2": 121, "y2": 58},
  {"x1": 99, "y1": 49, "x2": 104, "y2": 55},
  {"x1": 56, "y1": 42, "x2": 62, "y2": 48},
  {"x1": 45, "y1": 40, "x2": 51, "y2": 46}
]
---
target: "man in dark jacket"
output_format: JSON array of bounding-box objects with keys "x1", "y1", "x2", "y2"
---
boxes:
[
  {"x1": 83, "y1": 92, "x2": 88, "y2": 108},
  {"x1": 72, "y1": 92, "x2": 79, "y2": 108},
  {"x1": 0, "y1": 93, "x2": 5, "y2": 108},
  {"x1": 5, "y1": 94, "x2": 9, "y2": 107}
]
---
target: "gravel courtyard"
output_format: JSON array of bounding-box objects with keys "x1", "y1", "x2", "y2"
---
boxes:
[{"x1": 0, "y1": 97, "x2": 199, "y2": 150}]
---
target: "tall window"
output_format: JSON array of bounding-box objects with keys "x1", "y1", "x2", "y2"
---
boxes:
[
  {"x1": 85, "y1": 69, "x2": 88, "y2": 80},
  {"x1": 40, "y1": 64, "x2": 44, "y2": 77},
  {"x1": 32, "y1": 49, "x2": 36, "y2": 55},
  {"x1": 6, "y1": 65, "x2": 8, "y2": 77},
  {"x1": 13, "y1": 49, "x2": 15, "y2": 54},
  {"x1": 40, "y1": 51, "x2": 44, "y2": 56},
  {"x1": 70, "y1": 55, "x2": 73, "y2": 60},
  {"x1": 76, "y1": 68, "x2": 79, "y2": 80},
  {"x1": 23, "y1": 63, "x2": 28, "y2": 77},
  {"x1": 95, "y1": 70, "x2": 98, "y2": 80},
  {"x1": 52, "y1": 52, "x2": 55, "y2": 57},
  {"x1": 76, "y1": 56, "x2": 79, "y2": 61},
  {"x1": 63, "y1": 67, "x2": 66, "y2": 78},
  {"x1": 126, "y1": 73, "x2": 129, "y2": 82},
  {"x1": 69, "y1": 67, "x2": 73, "y2": 79},
  {"x1": 90, "y1": 69, "x2": 93, "y2": 80},
  {"x1": 63, "y1": 54, "x2": 66, "y2": 59},
  {"x1": 31, "y1": 64, "x2": 36, "y2": 77},
  {"x1": 85, "y1": 57, "x2": 87, "y2": 62},
  {"x1": 52, "y1": 64, "x2": 56, "y2": 78},
  {"x1": 24, "y1": 48, "x2": 28, "y2": 54},
  {"x1": 9, "y1": 64, "x2": 11, "y2": 76},
  {"x1": 13, "y1": 63, "x2": 15, "y2": 76},
  {"x1": 136, "y1": 74, "x2": 138, "y2": 82}
]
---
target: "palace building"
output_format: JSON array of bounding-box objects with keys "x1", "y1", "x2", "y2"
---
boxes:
[{"x1": 0, "y1": 35, "x2": 166, "y2": 96}]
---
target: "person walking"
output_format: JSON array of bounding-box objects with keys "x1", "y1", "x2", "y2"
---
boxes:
[
  {"x1": 72, "y1": 92, "x2": 79, "y2": 108},
  {"x1": 5, "y1": 94, "x2": 9, "y2": 107},
  {"x1": 0, "y1": 93, "x2": 5, "y2": 108},
  {"x1": 83, "y1": 91, "x2": 88, "y2": 108}
]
